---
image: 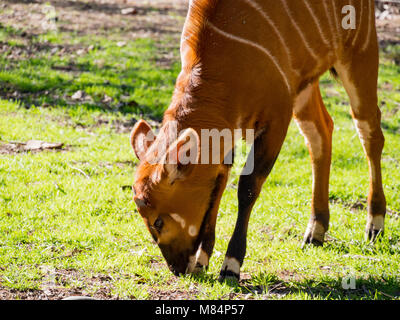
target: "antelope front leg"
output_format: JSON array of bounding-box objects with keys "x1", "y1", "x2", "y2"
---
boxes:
[
  {"x1": 190, "y1": 173, "x2": 229, "y2": 273},
  {"x1": 219, "y1": 116, "x2": 291, "y2": 281}
]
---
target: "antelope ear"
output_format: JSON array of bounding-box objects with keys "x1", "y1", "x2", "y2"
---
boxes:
[
  {"x1": 130, "y1": 120, "x2": 156, "y2": 161},
  {"x1": 164, "y1": 128, "x2": 200, "y2": 183}
]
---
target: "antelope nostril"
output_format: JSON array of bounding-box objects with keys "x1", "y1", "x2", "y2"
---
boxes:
[
  {"x1": 169, "y1": 266, "x2": 181, "y2": 276},
  {"x1": 169, "y1": 263, "x2": 187, "y2": 276}
]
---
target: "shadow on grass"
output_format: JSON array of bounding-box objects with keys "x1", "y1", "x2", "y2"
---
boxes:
[
  {"x1": 0, "y1": 24, "x2": 176, "y2": 119},
  {"x1": 190, "y1": 271, "x2": 400, "y2": 300},
  {"x1": 381, "y1": 121, "x2": 400, "y2": 135}
]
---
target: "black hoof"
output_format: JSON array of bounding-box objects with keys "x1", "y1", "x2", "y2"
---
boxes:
[
  {"x1": 302, "y1": 235, "x2": 324, "y2": 248},
  {"x1": 193, "y1": 263, "x2": 208, "y2": 274},
  {"x1": 218, "y1": 269, "x2": 240, "y2": 283},
  {"x1": 366, "y1": 228, "x2": 384, "y2": 242}
]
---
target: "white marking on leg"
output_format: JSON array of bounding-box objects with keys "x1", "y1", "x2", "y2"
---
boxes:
[
  {"x1": 221, "y1": 256, "x2": 240, "y2": 275},
  {"x1": 305, "y1": 220, "x2": 325, "y2": 243},
  {"x1": 369, "y1": 160, "x2": 379, "y2": 186},
  {"x1": 353, "y1": 119, "x2": 371, "y2": 152},
  {"x1": 281, "y1": 0, "x2": 319, "y2": 61},
  {"x1": 334, "y1": 62, "x2": 361, "y2": 109},
  {"x1": 367, "y1": 215, "x2": 385, "y2": 231},
  {"x1": 206, "y1": 21, "x2": 292, "y2": 94},
  {"x1": 294, "y1": 120, "x2": 323, "y2": 160},
  {"x1": 294, "y1": 118, "x2": 324, "y2": 202},
  {"x1": 196, "y1": 249, "x2": 209, "y2": 267},
  {"x1": 186, "y1": 248, "x2": 209, "y2": 273},
  {"x1": 293, "y1": 83, "x2": 313, "y2": 113},
  {"x1": 170, "y1": 213, "x2": 186, "y2": 229}
]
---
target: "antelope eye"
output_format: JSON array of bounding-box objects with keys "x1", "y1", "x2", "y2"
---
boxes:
[{"x1": 154, "y1": 217, "x2": 164, "y2": 232}]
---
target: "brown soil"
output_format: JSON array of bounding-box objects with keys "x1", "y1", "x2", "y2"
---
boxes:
[
  {"x1": 0, "y1": 269, "x2": 116, "y2": 300},
  {"x1": 0, "y1": 0, "x2": 188, "y2": 41},
  {"x1": 0, "y1": 140, "x2": 65, "y2": 155}
]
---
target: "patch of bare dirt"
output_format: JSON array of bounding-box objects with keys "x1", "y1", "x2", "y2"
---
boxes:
[
  {"x1": 148, "y1": 287, "x2": 199, "y2": 300},
  {"x1": 0, "y1": 39, "x2": 89, "y2": 64},
  {"x1": 72, "y1": 116, "x2": 160, "y2": 134},
  {"x1": 0, "y1": 140, "x2": 65, "y2": 155},
  {"x1": 330, "y1": 197, "x2": 368, "y2": 213},
  {"x1": 2, "y1": 1, "x2": 399, "y2": 44},
  {"x1": 377, "y1": 16, "x2": 400, "y2": 47},
  {"x1": 0, "y1": 1, "x2": 188, "y2": 77},
  {"x1": 376, "y1": 1, "x2": 400, "y2": 45},
  {"x1": 0, "y1": 0, "x2": 188, "y2": 41},
  {"x1": 329, "y1": 197, "x2": 400, "y2": 220},
  {"x1": 0, "y1": 269, "x2": 117, "y2": 300},
  {"x1": 276, "y1": 270, "x2": 305, "y2": 283}
]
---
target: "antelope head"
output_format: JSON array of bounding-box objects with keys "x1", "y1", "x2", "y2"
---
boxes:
[{"x1": 130, "y1": 120, "x2": 228, "y2": 275}]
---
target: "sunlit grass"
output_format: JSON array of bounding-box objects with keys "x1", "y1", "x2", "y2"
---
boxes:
[{"x1": 0, "y1": 24, "x2": 400, "y2": 300}]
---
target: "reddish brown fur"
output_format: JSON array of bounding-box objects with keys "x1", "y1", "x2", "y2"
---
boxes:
[{"x1": 131, "y1": 0, "x2": 386, "y2": 278}]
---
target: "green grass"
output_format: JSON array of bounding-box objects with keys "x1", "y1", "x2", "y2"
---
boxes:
[
  {"x1": 1, "y1": 24, "x2": 400, "y2": 300},
  {"x1": 0, "y1": 25, "x2": 180, "y2": 120}
]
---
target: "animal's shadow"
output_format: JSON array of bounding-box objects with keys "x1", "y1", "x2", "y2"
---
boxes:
[{"x1": 189, "y1": 270, "x2": 400, "y2": 299}]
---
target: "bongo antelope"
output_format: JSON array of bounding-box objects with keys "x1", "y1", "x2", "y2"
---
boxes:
[{"x1": 130, "y1": 0, "x2": 386, "y2": 280}]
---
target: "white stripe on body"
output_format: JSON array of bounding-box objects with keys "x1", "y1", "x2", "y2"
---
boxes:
[
  {"x1": 352, "y1": 0, "x2": 365, "y2": 47},
  {"x1": 281, "y1": 0, "x2": 320, "y2": 61},
  {"x1": 361, "y1": 0, "x2": 373, "y2": 52},
  {"x1": 242, "y1": 0, "x2": 299, "y2": 76},
  {"x1": 322, "y1": 0, "x2": 338, "y2": 51},
  {"x1": 302, "y1": 0, "x2": 331, "y2": 48},
  {"x1": 206, "y1": 21, "x2": 292, "y2": 94}
]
